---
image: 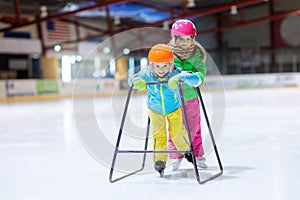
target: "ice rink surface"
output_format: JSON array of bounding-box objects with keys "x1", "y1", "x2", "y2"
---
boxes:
[{"x1": 1, "y1": 87, "x2": 300, "y2": 200}]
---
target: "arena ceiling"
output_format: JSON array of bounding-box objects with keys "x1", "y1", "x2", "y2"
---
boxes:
[
  {"x1": 0, "y1": 0, "x2": 270, "y2": 32},
  {"x1": 0, "y1": 0, "x2": 299, "y2": 52}
]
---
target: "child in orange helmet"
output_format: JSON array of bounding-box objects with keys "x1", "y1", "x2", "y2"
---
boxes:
[{"x1": 128, "y1": 44, "x2": 201, "y2": 176}]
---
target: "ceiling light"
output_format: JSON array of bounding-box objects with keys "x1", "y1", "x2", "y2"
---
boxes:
[
  {"x1": 40, "y1": 5, "x2": 48, "y2": 18},
  {"x1": 123, "y1": 48, "x2": 130, "y2": 55},
  {"x1": 187, "y1": 0, "x2": 196, "y2": 8},
  {"x1": 163, "y1": 21, "x2": 169, "y2": 30},
  {"x1": 54, "y1": 44, "x2": 61, "y2": 52},
  {"x1": 114, "y1": 15, "x2": 121, "y2": 26},
  {"x1": 76, "y1": 55, "x2": 82, "y2": 62},
  {"x1": 103, "y1": 46, "x2": 110, "y2": 54},
  {"x1": 231, "y1": 5, "x2": 238, "y2": 15}
]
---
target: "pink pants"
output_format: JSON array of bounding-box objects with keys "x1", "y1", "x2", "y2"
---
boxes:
[{"x1": 168, "y1": 97, "x2": 204, "y2": 159}]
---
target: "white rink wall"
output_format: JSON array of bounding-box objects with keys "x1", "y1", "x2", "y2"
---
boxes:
[
  {"x1": 0, "y1": 72, "x2": 300, "y2": 100},
  {"x1": 207, "y1": 73, "x2": 300, "y2": 89}
]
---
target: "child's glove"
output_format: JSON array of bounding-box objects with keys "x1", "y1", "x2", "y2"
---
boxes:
[
  {"x1": 195, "y1": 72, "x2": 203, "y2": 86},
  {"x1": 168, "y1": 77, "x2": 179, "y2": 89},
  {"x1": 133, "y1": 79, "x2": 146, "y2": 91}
]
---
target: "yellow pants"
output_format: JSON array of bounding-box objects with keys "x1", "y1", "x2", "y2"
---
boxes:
[{"x1": 148, "y1": 108, "x2": 191, "y2": 162}]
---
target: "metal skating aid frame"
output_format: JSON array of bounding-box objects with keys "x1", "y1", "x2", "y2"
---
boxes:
[{"x1": 109, "y1": 81, "x2": 223, "y2": 184}]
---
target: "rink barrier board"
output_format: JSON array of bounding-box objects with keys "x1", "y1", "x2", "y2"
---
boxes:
[
  {"x1": 0, "y1": 93, "x2": 124, "y2": 103},
  {"x1": 2, "y1": 86, "x2": 299, "y2": 102},
  {"x1": 0, "y1": 73, "x2": 300, "y2": 102}
]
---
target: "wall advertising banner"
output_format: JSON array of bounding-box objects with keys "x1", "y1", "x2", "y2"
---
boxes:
[{"x1": 36, "y1": 80, "x2": 59, "y2": 95}]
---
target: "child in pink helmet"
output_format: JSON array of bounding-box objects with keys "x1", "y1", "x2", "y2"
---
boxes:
[{"x1": 168, "y1": 19, "x2": 208, "y2": 171}]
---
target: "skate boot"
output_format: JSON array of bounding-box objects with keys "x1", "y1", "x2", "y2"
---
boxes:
[
  {"x1": 184, "y1": 153, "x2": 194, "y2": 163},
  {"x1": 171, "y1": 158, "x2": 183, "y2": 171},
  {"x1": 196, "y1": 157, "x2": 208, "y2": 169},
  {"x1": 154, "y1": 161, "x2": 166, "y2": 177}
]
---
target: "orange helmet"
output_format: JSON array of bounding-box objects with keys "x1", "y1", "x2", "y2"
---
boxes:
[{"x1": 148, "y1": 44, "x2": 174, "y2": 63}]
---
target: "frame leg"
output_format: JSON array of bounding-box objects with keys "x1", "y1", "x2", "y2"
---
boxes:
[
  {"x1": 178, "y1": 83, "x2": 201, "y2": 183},
  {"x1": 196, "y1": 87, "x2": 223, "y2": 183},
  {"x1": 109, "y1": 86, "x2": 149, "y2": 183}
]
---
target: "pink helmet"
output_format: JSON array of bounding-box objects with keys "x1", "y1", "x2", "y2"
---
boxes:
[{"x1": 171, "y1": 19, "x2": 197, "y2": 36}]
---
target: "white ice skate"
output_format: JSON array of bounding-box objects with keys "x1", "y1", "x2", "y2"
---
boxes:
[
  {"x1": 171, "y1": 158, "x2": 183, "y2": 171},
  {"x1": 196, "y1": 157, "x2": 208, "y2": 169}
]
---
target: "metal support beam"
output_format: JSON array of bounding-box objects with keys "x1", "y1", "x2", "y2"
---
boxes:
[
  {"x1": 269, "y1": 0, "x2": 276, "y2": 72},
  {"x1": 132, "y1": 1, "x2": 174, "y2": 13},
  {"x1": 179, "y1": 0, "x2": 266, "y2": 19},
  {"x1": 7, "y1": 0, "x2": 276, "y2": 48},
  {"x1": 105, "y1": 6, "x2": 113, "y2": 34},
  {"x1": 45, "y1": 7, "x2": 299, "y2": 51},
  {"x1": 75, "y1": 21, "x2": 80, "y2": 54},
  {"x1": 197, "y1": 9, "x2": 300, "y2": 35},
  {"x1": 59, "y1": 18, "x2": 105, "y2": 33},
  {"x1": 0, "y1": 0, "x2": 134, "y2": 32},
  {"x1": 14, "y1": 0, "x2": 21, "y2": 24},
  {"x1": 36, "y1": 16, "x2": 46, "y2": 56}
]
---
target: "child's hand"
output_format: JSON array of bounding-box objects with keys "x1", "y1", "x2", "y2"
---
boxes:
[
  {"x1": 133, "y1": 79, "x2": 146, "y2": 91},
  {"x1": 168, "y1": 77, "x2": 179, "y2": 89}
]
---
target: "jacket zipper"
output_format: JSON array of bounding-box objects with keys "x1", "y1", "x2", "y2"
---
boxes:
[{"x1": 159, "y1": 84, "x2": 165, "y2": 115}]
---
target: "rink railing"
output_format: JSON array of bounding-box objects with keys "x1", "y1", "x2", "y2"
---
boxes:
[{"x1": 109, "y1": 81, "x2": 223, "y2": 184}]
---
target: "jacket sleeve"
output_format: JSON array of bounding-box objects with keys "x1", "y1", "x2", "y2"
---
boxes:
[
  {"x1": 128, "y1": 68, "x2": 149, "y2": 86},
  {"x1": 175, "y1": 71, "x2": 201, "y2": 87},
  {"x1": 193, "y1": 50, "x2": 207, "y2": 86}
]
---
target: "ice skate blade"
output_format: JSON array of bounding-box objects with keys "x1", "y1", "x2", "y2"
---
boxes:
[{"x1": 159, "y1": 171, "x2": 164, "y2": 178}]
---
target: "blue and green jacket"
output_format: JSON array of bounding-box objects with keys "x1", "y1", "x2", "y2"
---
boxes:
[{"x1": 128, "y1": 67, "x2": 200, "y2": 115}]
